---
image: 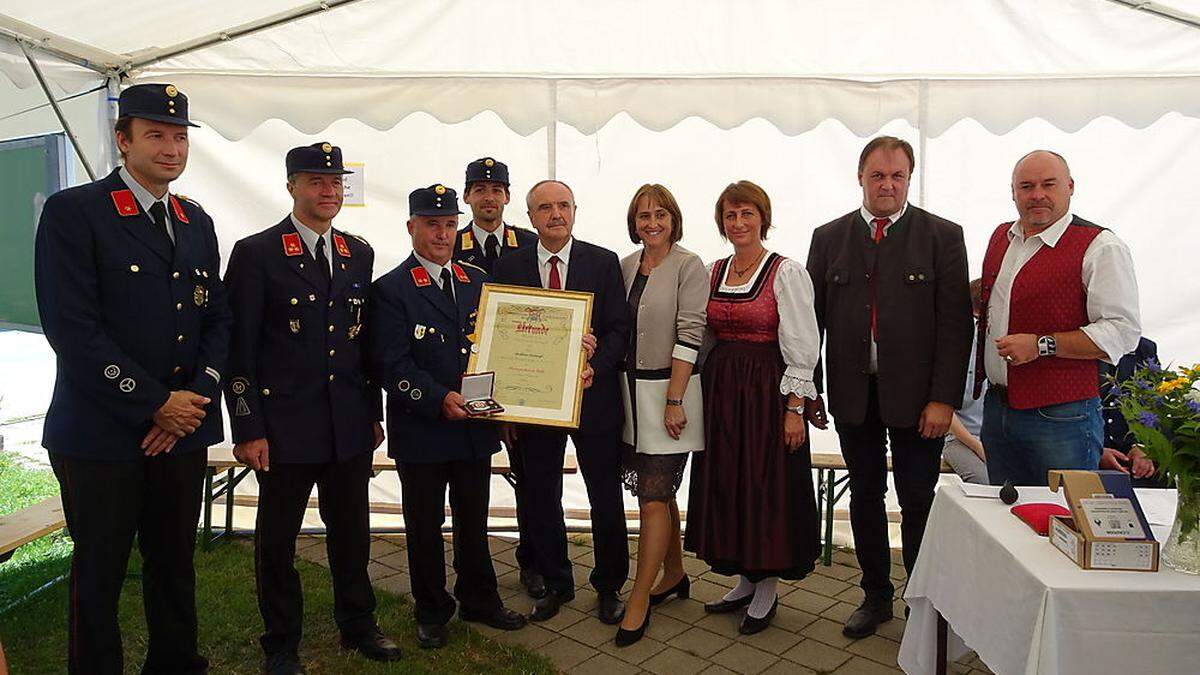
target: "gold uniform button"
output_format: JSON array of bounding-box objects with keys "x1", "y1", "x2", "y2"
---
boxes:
[
  {"x1": 290, "y1": 297, "x2": 298, "y2": 305},
  {"x1": 918, "y1": 273, "x2": 926, "y2": 281},
  {"x1": 172, "y1": 366, "x2": 182, "y2": 374},
  {"x1": 461, "y1": 348, "x2": 467, "y2": 355},
  {"x1": 172, "y1": 271, "x2": 181, "y2": 279},
  {"x1": 908, "y1": 274, "x2": 916, "y2": 281},
  {"x1": 328, "y1": 301, "x2": 334, "y2": 308},
  {"x1": 176, "y1": 334, "x2": 185, "y2": 342},
  {"x1": 328, "y1": 324, "x2": 335, "y2": 333},
  {"x1": 129, "y1": 264, "x2": 140, "y2": 272},
  {"x1": 175, "y1": 302, "x2": 182, "y2": 311},
  {"x1": 328, "y1": 349, "x2": 336, "y2": 357},
  {"x1": 328, "y1": 374, "x2": 335, "y2": 382},
  {"x1": 261, "y1": 388, "x2": 271, "y2": 396}
]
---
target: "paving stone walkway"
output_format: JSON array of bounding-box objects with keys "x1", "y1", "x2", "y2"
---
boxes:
[{"x1": 296, "y1": 534, "x2": 993, "y2": 674}]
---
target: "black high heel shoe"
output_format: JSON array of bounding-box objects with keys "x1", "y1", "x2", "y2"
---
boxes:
[
  {"x1": 648, "y1": 575, "x2": 690, "y2": 607},
  {"x1": 614, "y1": 607, "x2": 651, "y2": 647}
]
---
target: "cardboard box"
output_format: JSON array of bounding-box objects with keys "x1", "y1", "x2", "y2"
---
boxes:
[{"x1": 1047, "y1": 470, "x2": 1159, "y2": 572}]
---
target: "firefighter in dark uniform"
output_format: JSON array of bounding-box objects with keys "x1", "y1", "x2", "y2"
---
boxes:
[
  {"x1": 34, "y1": 83, "x2": 231, "y2": 675},
  {"x1": 223, "y1": 143, "x2": 400, "y2": 674},
  {"x1": 370, "y1": 184, "x2": 528, "y2": 649},
  {"x1": 451, "y1": 157, "x2": 544, "y2": 597}
]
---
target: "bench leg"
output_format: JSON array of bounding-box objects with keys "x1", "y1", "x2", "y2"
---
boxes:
[
  {"x1": 823, "y1": 468, "x2": 837, "y2": 566},
  {"x1": 202, "y1": 468, "x2": 214, "y2": 551},
  {"x1": 936, "y1": 610, "x2": 948, "y2": 675},
  {"x1": 224, "y1": 467, "x2": 235, "y2": 541}
]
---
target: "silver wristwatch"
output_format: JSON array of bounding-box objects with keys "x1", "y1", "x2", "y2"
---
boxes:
[
  {"x1": 785, "y1": 404, "x2": 804, "y2": 415},
  {"x1": 1037, "y1": 335, "x2": 1057, "y2": 357}
]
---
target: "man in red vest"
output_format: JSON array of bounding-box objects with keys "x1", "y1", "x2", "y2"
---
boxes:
[{"x1": 976, "y1": 150, "x2": 1141, "y2": 486}]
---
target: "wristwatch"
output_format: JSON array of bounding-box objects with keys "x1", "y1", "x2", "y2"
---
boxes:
[
  {"x1": 666, "y1": 398, "x2": 684, "y2": 407},
  {"x1": 786, "y1": 404, "x2": 805, "y2": 415},
  {"x1": 1037, "y1": 335, "x2": 1057, "y2": 357}
]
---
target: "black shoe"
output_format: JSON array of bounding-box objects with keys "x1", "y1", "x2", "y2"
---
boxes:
[
  {"x1": 842, "y1": 599, "x2": 894, "y2": 639},
  {"x1": 460, "y1": 606, "x2": 528, "y2": 631},
  {"x1": 416, "y1": 623, "x2": 448, "y2": 649},
  {"x1": 704, "y1": 593, "x2": 752, "y2": 614},
  {"x1": 649, "y1": 575, "x2": 690, "y2": 607},
  {"x1": 738, "y1": 598, "x2": 777, "y2": 635},
  {"x1": 597, "y1": 591, "x2": 626, "y2": 625},
  {"x1": 262, "y1": 652, "x2": 305, "y2": 675},
  {"x1": 519, "y1": 569, "x2": 548, "y2": 599},
  {"x1": 529, "y1": 589, "x2": 575, "y2": 622},
  {"x1": 614, "y1": 607, "x2": 650, "y2": 647},
  {"x1": 340, "y1": 627, "x2": 403, "y2": 662}
]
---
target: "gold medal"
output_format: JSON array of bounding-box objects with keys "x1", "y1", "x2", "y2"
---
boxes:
[
  {"x1": 193, "y1": 285, "x2": 206, "y2": 306},
  {"x1": 289, "y1": 319, "x2": 301, "y2": 334}
]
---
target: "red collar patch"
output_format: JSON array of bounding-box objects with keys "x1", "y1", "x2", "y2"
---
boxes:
[
  {"x1": 411, "y1": 266, "x2": 432, "y2": 287},
  {"x1": 333, "y1": 233, "x2": 352, "y2": 258},
  {"x1": 282, "y1": 232, "x2": 304, "y2": 257},
  {"x1": 111, "y1": 189, "x2": 139, "y2": 217},
  {"x1": 169, "y1": 195, "x2": 189, "y2": 223},
  {"x1": 452, "y1": 264, "x2": 470, "y2": 284}
]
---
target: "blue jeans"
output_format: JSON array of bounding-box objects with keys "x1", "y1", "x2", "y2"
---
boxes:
[{"x1": 981, "y1": 390, "x2": 1102, "y2": 486}]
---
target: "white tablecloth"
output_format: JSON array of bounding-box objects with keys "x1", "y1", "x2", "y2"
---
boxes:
[{"x1": 898, "y1": 483, "x2": 1200, "y2": 675}]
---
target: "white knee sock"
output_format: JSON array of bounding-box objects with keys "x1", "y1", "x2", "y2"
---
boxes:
[
  {"x1": 722, "y1": 575, "x2": 754, "y2": 602},
  {"x1": 747, "y1": 577, "x2": 778, "y2": 619}
]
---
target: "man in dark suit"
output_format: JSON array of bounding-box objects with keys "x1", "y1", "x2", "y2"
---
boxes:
[
  {"x1": 492, "y1": 179, "x2": 631, "y2": 624},
  {"x1": 370, "y1": 184, "x2": 527, "y2": 649},
  {"x1": 223, "y1": 143, "x2": 400, "y2": 673},
  {"x1": 34, "y1": 83, "x2": 231, "y2": 674},
  {"x1": 806, "y1": 136, "x2": 972, "y2": 639},
  {"x1": 451, "y1": 156, "x2": 543, "y2": 598},
  {"x1": 1099, "y1": 337, "x2": 1161, "y2": 486}
]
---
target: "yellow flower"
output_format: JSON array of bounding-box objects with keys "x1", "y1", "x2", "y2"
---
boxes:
[{"x1": 1158, "y1": 379, "x2": 1183, "y2": 394}]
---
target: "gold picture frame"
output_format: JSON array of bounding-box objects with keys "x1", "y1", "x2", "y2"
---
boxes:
[{"x1": 466, "y1": 283, "x2": 593, "y2": 428}]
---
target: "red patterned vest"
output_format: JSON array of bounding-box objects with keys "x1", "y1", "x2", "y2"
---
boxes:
[{"x1": 976, "y1": 218, "x2": 1104, "y2": 409}]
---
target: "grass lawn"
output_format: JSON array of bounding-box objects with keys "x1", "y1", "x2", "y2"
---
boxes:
[{"x1": 0, "y1": 452, "x2": 554, "y2": 674}]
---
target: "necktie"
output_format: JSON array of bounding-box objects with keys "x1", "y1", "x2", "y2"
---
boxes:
[
  {"x1": 548, "y1": 255, "x2": 562, "y2": 290},
  {"x1": 870, "y1": 217, "x2": 888, "y2": 337},
  {"x1": 314, "y1": 236, "x2": 332, "y2": 290},
  {"x1": 149, "y1": 201, "x2": 173, "y2": 251},
  {"x1": 485, "y1": 234, "x2": 500, "y2": 267},
  {"x1": 440, "y1": 268, "x2": 456, "y2": 304}
]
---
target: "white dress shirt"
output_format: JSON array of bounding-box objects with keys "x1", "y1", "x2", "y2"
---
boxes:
[
  {"x1": 860, "y1": 202, "x2": 907, "y2": 373},
  {"x1": 537, "y1": 238, "x2": 573, "y2": 289},
  {"x1": 289, "y1": 213, "x2": 334, "y2": 277},
  {"x1": 413, "y1": 251, "x2": 456, "y2": 298},
  {"x1": 984, "y1": 212, "x2": 1142, "y2": 386},
  {"x1": 711, "y1": 255, "x2": 821, "y2": 400},
  {"x1": 119, "y1": 166, "x2": 174, "y2": 243},
  {"x1": 471, "y1": 221, "x2": 505, "y2": 251}
]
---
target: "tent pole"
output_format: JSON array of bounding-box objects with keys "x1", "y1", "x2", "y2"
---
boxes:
[
  {"x1": 1104, "y1": 1, "x2": 1200, "y2": 31},
  {"x1": 19, "y1": 40, "x2": 96, "y2": 181},
  {"x1": 99, "y1": 76, "x2": 120, "y2": 174},
  {"x1": 547, "y1": 80, "x2": 558, "y2": 180},
  {"x1": 917, "y1": 80, "x2": 928, "y2": 207}
]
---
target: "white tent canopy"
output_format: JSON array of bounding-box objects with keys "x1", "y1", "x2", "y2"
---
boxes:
[{"x1": 3, "y1": 0, "x2": 1200, "y2": 517}]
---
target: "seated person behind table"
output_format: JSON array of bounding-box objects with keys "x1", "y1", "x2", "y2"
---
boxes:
[
  {"x1": 1099, "y1": 337, "x2": 1163, "y2": 487},
  {"x1": 944, "y1": 279, "x2": 988, "y2": 484}
]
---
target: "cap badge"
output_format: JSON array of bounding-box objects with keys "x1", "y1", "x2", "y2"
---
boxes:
[
  {"x1": 321, "y1": 142, "x2": 333, "y2": 153},
  {"x1": 484, "y1": 158, "x2": 495, "y2": 167},
  {"x1": 165, "y1": 84, "x2": 178, "y2": 97},
  {"x1": 434, "y1": 185, "x2": 447, "y2": 195}
]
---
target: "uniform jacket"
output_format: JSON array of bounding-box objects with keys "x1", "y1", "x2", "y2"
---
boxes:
[
  {"x1": 492, "y1": 238, "x2": 630, "y2": 433},
  {"x1": 452, "y1": 222, "x2": 537, "y2": 274},
  {"x1": 807, "y1": 205, "x2": 973, "y2": 428},
  {"x1": 35, "y1": 168, "x2": 231, "y2": 460},
  {"x1": 223, "y1": 216, "x2": 381, "y2": 463},
  {"x1": 370, "y1": 255, "x2": 499, "y2": 463}
]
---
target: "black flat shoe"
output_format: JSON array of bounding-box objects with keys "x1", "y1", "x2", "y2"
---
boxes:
[
  {"x1": 597, "y1": 591, "x2": 626, "y2": 625},
  {"x1": 416, "y1": 623, "x2": 448, "y2": 649},
  {"x1": 842, "y1": 599, "x2": 893, "y2": 639},
  {"x1": 614, "y1": 608, "x2": 650, "y2": 647},
  {"x1": 704, "y1": 593, "x2": 752, "y2": 614},
  {"x1": 460, "y1": 606, "x2": 528, "y2": 631},
  {"x1": 649, "y1": 575, "x2": 690, "y2": 606},
  {"x1": 519, "y1": 569, "x2": 548, "y2": 599},
  {"x1": 530, "y1": 590, "x2": 575, "y2": 622},
  {"x1": 738, "y1": 598, "x2": 777, "y2": 635},
  {"x1": 340, "y1": 627, "x2": 402, "y2": 661}
]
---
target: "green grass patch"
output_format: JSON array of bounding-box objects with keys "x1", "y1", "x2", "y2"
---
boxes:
[
  {"x1": 0, "y1": 451, "x2": 71, "y2": 612},
  {"x1": 1, "y1": 538, "x2": 555, "y2": 674}
]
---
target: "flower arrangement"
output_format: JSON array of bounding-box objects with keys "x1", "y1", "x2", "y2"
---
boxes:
[{"x1": 1113, "y1": 359, "x2": 1200, "y2": 571}]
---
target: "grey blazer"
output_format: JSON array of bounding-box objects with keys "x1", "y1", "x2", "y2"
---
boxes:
[{"x1": 620, "y1": 244, "x2": 708, "y2": 372}]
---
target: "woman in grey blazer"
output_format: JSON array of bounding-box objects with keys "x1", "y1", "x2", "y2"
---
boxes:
[{"x1": 614, "y1": 184, "x2": 708, "y2": 646}]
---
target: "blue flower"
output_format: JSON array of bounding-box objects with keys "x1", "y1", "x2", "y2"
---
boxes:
[
  {"x1": 1138, "y1": 411, "x2": 1160, "y2": 428},
  {"x1": 1187, "y1": 401, "x2": 1200, "y2": 414},
  {"x1": 1146, "y1": 358, "x2": 1162, "y2": 373},
  {"x1": 1135, "y1": 378, "x2": 1151, "y2": 390}
]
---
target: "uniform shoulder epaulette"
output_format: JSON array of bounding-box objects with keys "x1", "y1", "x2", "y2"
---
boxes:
[
  {"x1": 341, "y1": 231, "x2": 372, "y2": 248},
  {"x1": 175, "y1": 194, "x2": 204, "y2": 210},
  {"x1": 458, "y1": 261, "x2": 487, "y2": 274}
]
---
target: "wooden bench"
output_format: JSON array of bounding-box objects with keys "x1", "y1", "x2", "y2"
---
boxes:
[
  {"x1": 202, "y1": 446, "x2": 579, "y2": 547},
  {"x1": 812, "y1": 452, "x2": 955, "y2": 566},
  {"x1": 0, "y1": 496, "x2": 65, "y2": 564}
]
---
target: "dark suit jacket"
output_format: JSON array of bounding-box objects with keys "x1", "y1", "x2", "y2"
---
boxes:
[
  {"x1": 492, "y1": 238, "x2": 629, "y2": 433},
  {"x1": 370, "y1": 255, "x2": 499, "y2": 463},
  {"x1": 1100, "y1": 337, "x2": 1158, "y2": 453},
  {"x1": 223, "y1": 217, "x2": 381, "y2": 463},
  {"x1": 807, "y1": 205, "x2": 973, "y2": 428},
  {"x1": 34, "y1": 168, "x2": 231, "y2": 460},
  {"x1": 452, "y1": 222, "x2": 537, "y2": 274}
]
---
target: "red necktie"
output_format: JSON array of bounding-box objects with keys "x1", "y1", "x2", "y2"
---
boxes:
[
  {"x1": 870, "y1": 217, "x2": 888, "y2": 337},
  {"x1": 548, "y1": 255, "x2": 562, "y2": 290}
]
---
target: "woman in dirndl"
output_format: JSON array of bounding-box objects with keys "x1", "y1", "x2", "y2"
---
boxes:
[{"x1": 684, "y1": 180, "x2": 821, "y2": 635}]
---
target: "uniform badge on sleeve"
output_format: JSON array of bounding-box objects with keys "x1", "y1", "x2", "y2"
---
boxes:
[
  {"x1": 282, "y1": 232, "x2": 304, "y2": 257},
  {"x1": 411, "y1": 267, "x2": 432, "y2": 287},
  {"x1": 333, "y1": 233, "x2": 351, "y2": 258},
  {"x1": 111, "y1": 189, "x2": 139, "y2": 216}
]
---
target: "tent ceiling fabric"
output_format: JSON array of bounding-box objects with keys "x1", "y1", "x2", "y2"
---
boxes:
[{"x1": 4, "y1": 0, "x2": 1200, "y2": 137}]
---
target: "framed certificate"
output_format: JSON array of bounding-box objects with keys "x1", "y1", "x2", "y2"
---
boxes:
[{"x1": 466, "y1": 283, "x2": 593, "y2": 428}]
